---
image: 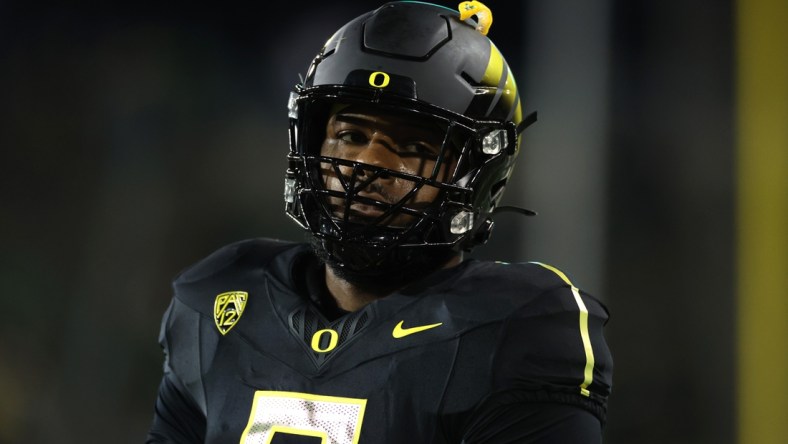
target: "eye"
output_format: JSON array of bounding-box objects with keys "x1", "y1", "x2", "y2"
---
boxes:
[{"x1": 337, "y1": 130, "x2": 368, "y2": 145}]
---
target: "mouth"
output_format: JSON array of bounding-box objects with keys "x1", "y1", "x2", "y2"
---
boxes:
[
  {"x1": 328, "y1": 201, "x2": 386, "y2": 224},
  {"x1": 324, "y1": 193, "x2": 400, "y2": 226},
  {"x1": 349, "y1": 202, "x2": 387, "y2": 219}
]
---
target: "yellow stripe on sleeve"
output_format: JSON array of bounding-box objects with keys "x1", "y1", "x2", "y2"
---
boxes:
[{"x1": 533, "y1": 262, "x2": 595, "y2": 397}]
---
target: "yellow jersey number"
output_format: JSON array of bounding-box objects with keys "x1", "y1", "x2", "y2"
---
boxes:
[{"x1": 240, "y1": 391, "x2": 367, "y2": 444}]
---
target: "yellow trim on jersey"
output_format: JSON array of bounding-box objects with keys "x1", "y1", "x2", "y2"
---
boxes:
[{"x1": 534, "y1": 262, "x2": 595, "y2": 397}]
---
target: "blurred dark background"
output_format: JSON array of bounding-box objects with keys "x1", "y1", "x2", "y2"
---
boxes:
[{"x1": 1, "y1": 0, "x2": 785, "y2": 443}]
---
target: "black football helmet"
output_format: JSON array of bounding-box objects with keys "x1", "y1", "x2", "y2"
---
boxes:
[{"x1": 284, "y1": 1, "x2": 535, "y2": 279}]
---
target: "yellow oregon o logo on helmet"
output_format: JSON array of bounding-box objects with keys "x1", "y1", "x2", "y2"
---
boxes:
[
  {"x1": 310, "y1": 329, "x2": 339, "y2": 353},
  {"x1": 368, "y1": 71, "x2": 390, "y2": 88}
]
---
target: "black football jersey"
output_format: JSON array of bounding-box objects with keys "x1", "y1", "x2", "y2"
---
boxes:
[{"x1": 146, "y1": 239, "x2": 613, "y2": 443}]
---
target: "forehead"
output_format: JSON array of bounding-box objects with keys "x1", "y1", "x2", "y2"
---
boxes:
[{"x1": 328, "y1": 104, "x2": 446, "y2": 135}]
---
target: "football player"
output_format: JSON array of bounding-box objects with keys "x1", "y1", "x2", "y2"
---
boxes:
[{"x1": 146, "y1": 1, "x2": 613, "y2": 443}]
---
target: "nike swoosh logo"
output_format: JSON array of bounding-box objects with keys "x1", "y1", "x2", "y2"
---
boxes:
[{"x1": 392, "y1": 320, "x2": 443, "y2": 338}]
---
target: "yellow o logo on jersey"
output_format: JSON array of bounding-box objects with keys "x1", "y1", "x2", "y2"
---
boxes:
[
  {"x1": 368, "y1": 71, "x2": 390, "y2": 88},
  {"x1": 310, "y1": 329, "x2": 339, "y2": 353}
]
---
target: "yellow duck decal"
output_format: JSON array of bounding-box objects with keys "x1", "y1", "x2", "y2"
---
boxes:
[{"x1": 458, "y1": 1, "x2": 493, "y2": 35}]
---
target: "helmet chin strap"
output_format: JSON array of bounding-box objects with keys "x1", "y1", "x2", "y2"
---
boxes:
[{"x1": 516, "y1": 111, "x2": 538, "y2": 136}]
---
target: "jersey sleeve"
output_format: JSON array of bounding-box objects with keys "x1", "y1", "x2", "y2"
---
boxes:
[
  {"x1": 494, "y1": 284, "x2": 612, "y2": 414},
  {"x1": 146, "y1": 373, "x2": 206, "y2": 443},
  {"x1": 460, "y1": 274, "x2": 614, "y2": 443},
  {"x1": 146, "y1": 298, "x2": 208, "y2": 443},
  {"x1": 459, "y1": 398, "x2": 602, "y2": 444}
]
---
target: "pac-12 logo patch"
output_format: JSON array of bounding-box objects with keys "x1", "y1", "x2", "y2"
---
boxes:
[{"x1": 214, "y1": 291, "x2": 248, "y2": 335}]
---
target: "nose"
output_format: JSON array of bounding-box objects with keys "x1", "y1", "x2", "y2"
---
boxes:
[{"x1": 354, "y1": 132, "x2": 401, "y2": 171}]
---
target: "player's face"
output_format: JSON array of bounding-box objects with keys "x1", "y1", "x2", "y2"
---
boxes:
[{"x1": 319, "y1": 106, "x2": 456, "y2": 227}]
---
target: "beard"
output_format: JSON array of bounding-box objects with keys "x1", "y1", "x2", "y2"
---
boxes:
[{"x1": 308, "y1": 235, "x2": 457, "y2": 293}]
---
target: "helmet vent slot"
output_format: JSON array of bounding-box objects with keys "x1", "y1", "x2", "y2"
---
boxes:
[{"x1": 460, "y1": 71, "x2": 483, "y2": 87}]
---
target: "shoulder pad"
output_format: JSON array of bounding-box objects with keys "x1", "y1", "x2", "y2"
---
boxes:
[
  {"x1": 455, "y1": 260, "x2": 590, "y2": 302},
  {"x1": 174, "y1": 238, "x2": 297, "y2": 287},
  {"x1": 492, "y1": 282, "x2": 613, "y2": 415}
]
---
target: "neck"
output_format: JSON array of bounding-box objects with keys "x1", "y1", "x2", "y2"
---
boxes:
[{"x1": 324, "y1": 253, "x2": 462, "y2": 312}]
